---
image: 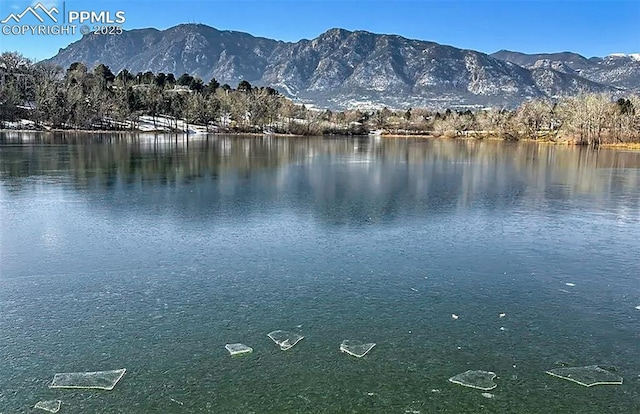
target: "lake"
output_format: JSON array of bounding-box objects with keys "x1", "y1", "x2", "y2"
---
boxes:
[{"x1": 1, "y1": 132, "x2": 639, "y2": 413}]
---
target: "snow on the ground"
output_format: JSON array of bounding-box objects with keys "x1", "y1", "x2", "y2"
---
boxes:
[
  {"x1": 1, "y1": 119, "x2": 36, "y2": 129},
  {"x1": 1, "y1": 116, "x2": 211, "y2": 134},
  {"x1": 138, "y1": 115, "x2": 209, "y2": 133}
]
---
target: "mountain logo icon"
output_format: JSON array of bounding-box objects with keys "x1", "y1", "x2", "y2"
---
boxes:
[{"x1": 1, "y1": 2, "x2": 59, "y2": 24}]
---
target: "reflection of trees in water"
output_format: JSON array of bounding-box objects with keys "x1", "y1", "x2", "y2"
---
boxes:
[{"x1": 1, "y1": 132, "x2": 639, "y2": 222}]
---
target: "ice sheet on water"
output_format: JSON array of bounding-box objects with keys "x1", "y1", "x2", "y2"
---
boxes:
[
  {"x1": 448, "y1": 370, "x2": 497, "y2": 391},
  {"x1": 49, "y1": 368, "x2": 126, "y2": 390},
  {"x1": 340, "y1": 340, "x2": 376, "y2": 357},
  {"x1": 267, "y1": 330, "x2": 304, "y2": 350},
  {"x1": 34, "y1": 400, "x2": 61, "y2": 413},
  {"x1": 545, "y1": 365, "x2": 623, "y2": 387},
  {"x1": 225, "y1": 343, "x2": 253, "y2": 356}
]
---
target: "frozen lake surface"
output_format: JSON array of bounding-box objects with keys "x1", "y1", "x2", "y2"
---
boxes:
[{"x1": 1, "y1": 132, "x2": 639, "y2": 413}]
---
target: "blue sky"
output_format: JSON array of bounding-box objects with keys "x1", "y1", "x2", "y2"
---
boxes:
[{"x1": 1, "y1": 0, "x2": 638, "y2": 61}]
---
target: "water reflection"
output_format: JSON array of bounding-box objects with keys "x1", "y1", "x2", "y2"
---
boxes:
[{"x1": 1, "y1": 132, "x2": 639, "y2": 225}]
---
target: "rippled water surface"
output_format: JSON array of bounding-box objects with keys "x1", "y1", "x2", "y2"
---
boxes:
[{"x1": 1, "y1": 132, "x2": 639, "y2": 413}]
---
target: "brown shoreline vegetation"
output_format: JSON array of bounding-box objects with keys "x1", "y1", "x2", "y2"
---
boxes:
[{"x1": 1, "y1": 52, "x2": 639, "y2": 148}]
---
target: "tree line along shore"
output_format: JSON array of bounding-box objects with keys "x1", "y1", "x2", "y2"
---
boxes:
[{"x1": 1, "y1": 52, "x2": 639, "y2": 147}]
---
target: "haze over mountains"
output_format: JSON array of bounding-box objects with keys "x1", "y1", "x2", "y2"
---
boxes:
[{"x1": 46, "y1": 24, "x2": 639, "y2": 109}]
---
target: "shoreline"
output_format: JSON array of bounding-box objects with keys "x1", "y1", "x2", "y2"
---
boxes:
[
  {"x1": 2, "y1": 128, "x2": 639, "y2": 150},
  {"x1": 0, "y1": 128, "x2": 309, "y2": 138}
]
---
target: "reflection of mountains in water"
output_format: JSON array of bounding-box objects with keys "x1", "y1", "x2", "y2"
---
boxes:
[{"x1": 1, "y1": 132, "x2": 639, "y2": 223}]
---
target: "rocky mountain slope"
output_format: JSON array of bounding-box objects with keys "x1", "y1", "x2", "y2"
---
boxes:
[
  {"x1": 46, "y1": 24, "x2": 628, "y2": 109},
  {"x1": 491, "y1": 50, "x2": 640, "y2": 93}
]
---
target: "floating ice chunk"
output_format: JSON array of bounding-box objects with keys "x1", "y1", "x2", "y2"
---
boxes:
[
  {"x1": 225, "y1": 343, "x2": 253, "y2": 356},
  {"x1": 448, "y1": 370, "x2": 497, "y2": 390},
  {"x1": 545, "y1": 365, "x2": 623, "y2": 387},
  {"x1": 451, "y1": 314, "x2": 459, "y2": 320},
  {"x1": 267, "y1": 330, "x2": 304, "y2": 350},
  {"x1": 34, "y1": 400, "x2": 61, "y2": 413},
  {"x1": 340, "y1": 340, "x2": 376, "y2": 357},
  {"x1": 49, "y1": 368, "x2": 126, "y2": 390}
]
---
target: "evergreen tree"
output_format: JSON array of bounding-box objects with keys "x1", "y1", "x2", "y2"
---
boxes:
[
  {"x1": 237, "y1": 80, "x2": 252, "y2": 92},
  {"x1": 93, "y1": 64, "x2": 115, "y2": 84},
  {"x1": 189, "y1": 77, "x2": 204, "y2": 92},
  {"x1": 177, "y1": 73, "x2": 194, "y2": 86},
  {"x1": 116, "y1": 69, "x2": 134, "y2": 83},
  {"x1": 205, "y1": 77, "x2": 220, "y2": 94},
  {"x1": 155, "y1": 73, "x2": 167, "y2": 88}
]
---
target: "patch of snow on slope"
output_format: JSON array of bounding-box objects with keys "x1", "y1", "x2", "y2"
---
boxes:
[{"x1": 274, "y1": 83, "x2": 298, "y2": 97}]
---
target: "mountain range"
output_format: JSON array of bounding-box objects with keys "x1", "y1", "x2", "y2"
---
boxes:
[{"x1": 45, "y1": 24, "x2": 640, "y2": 109}]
